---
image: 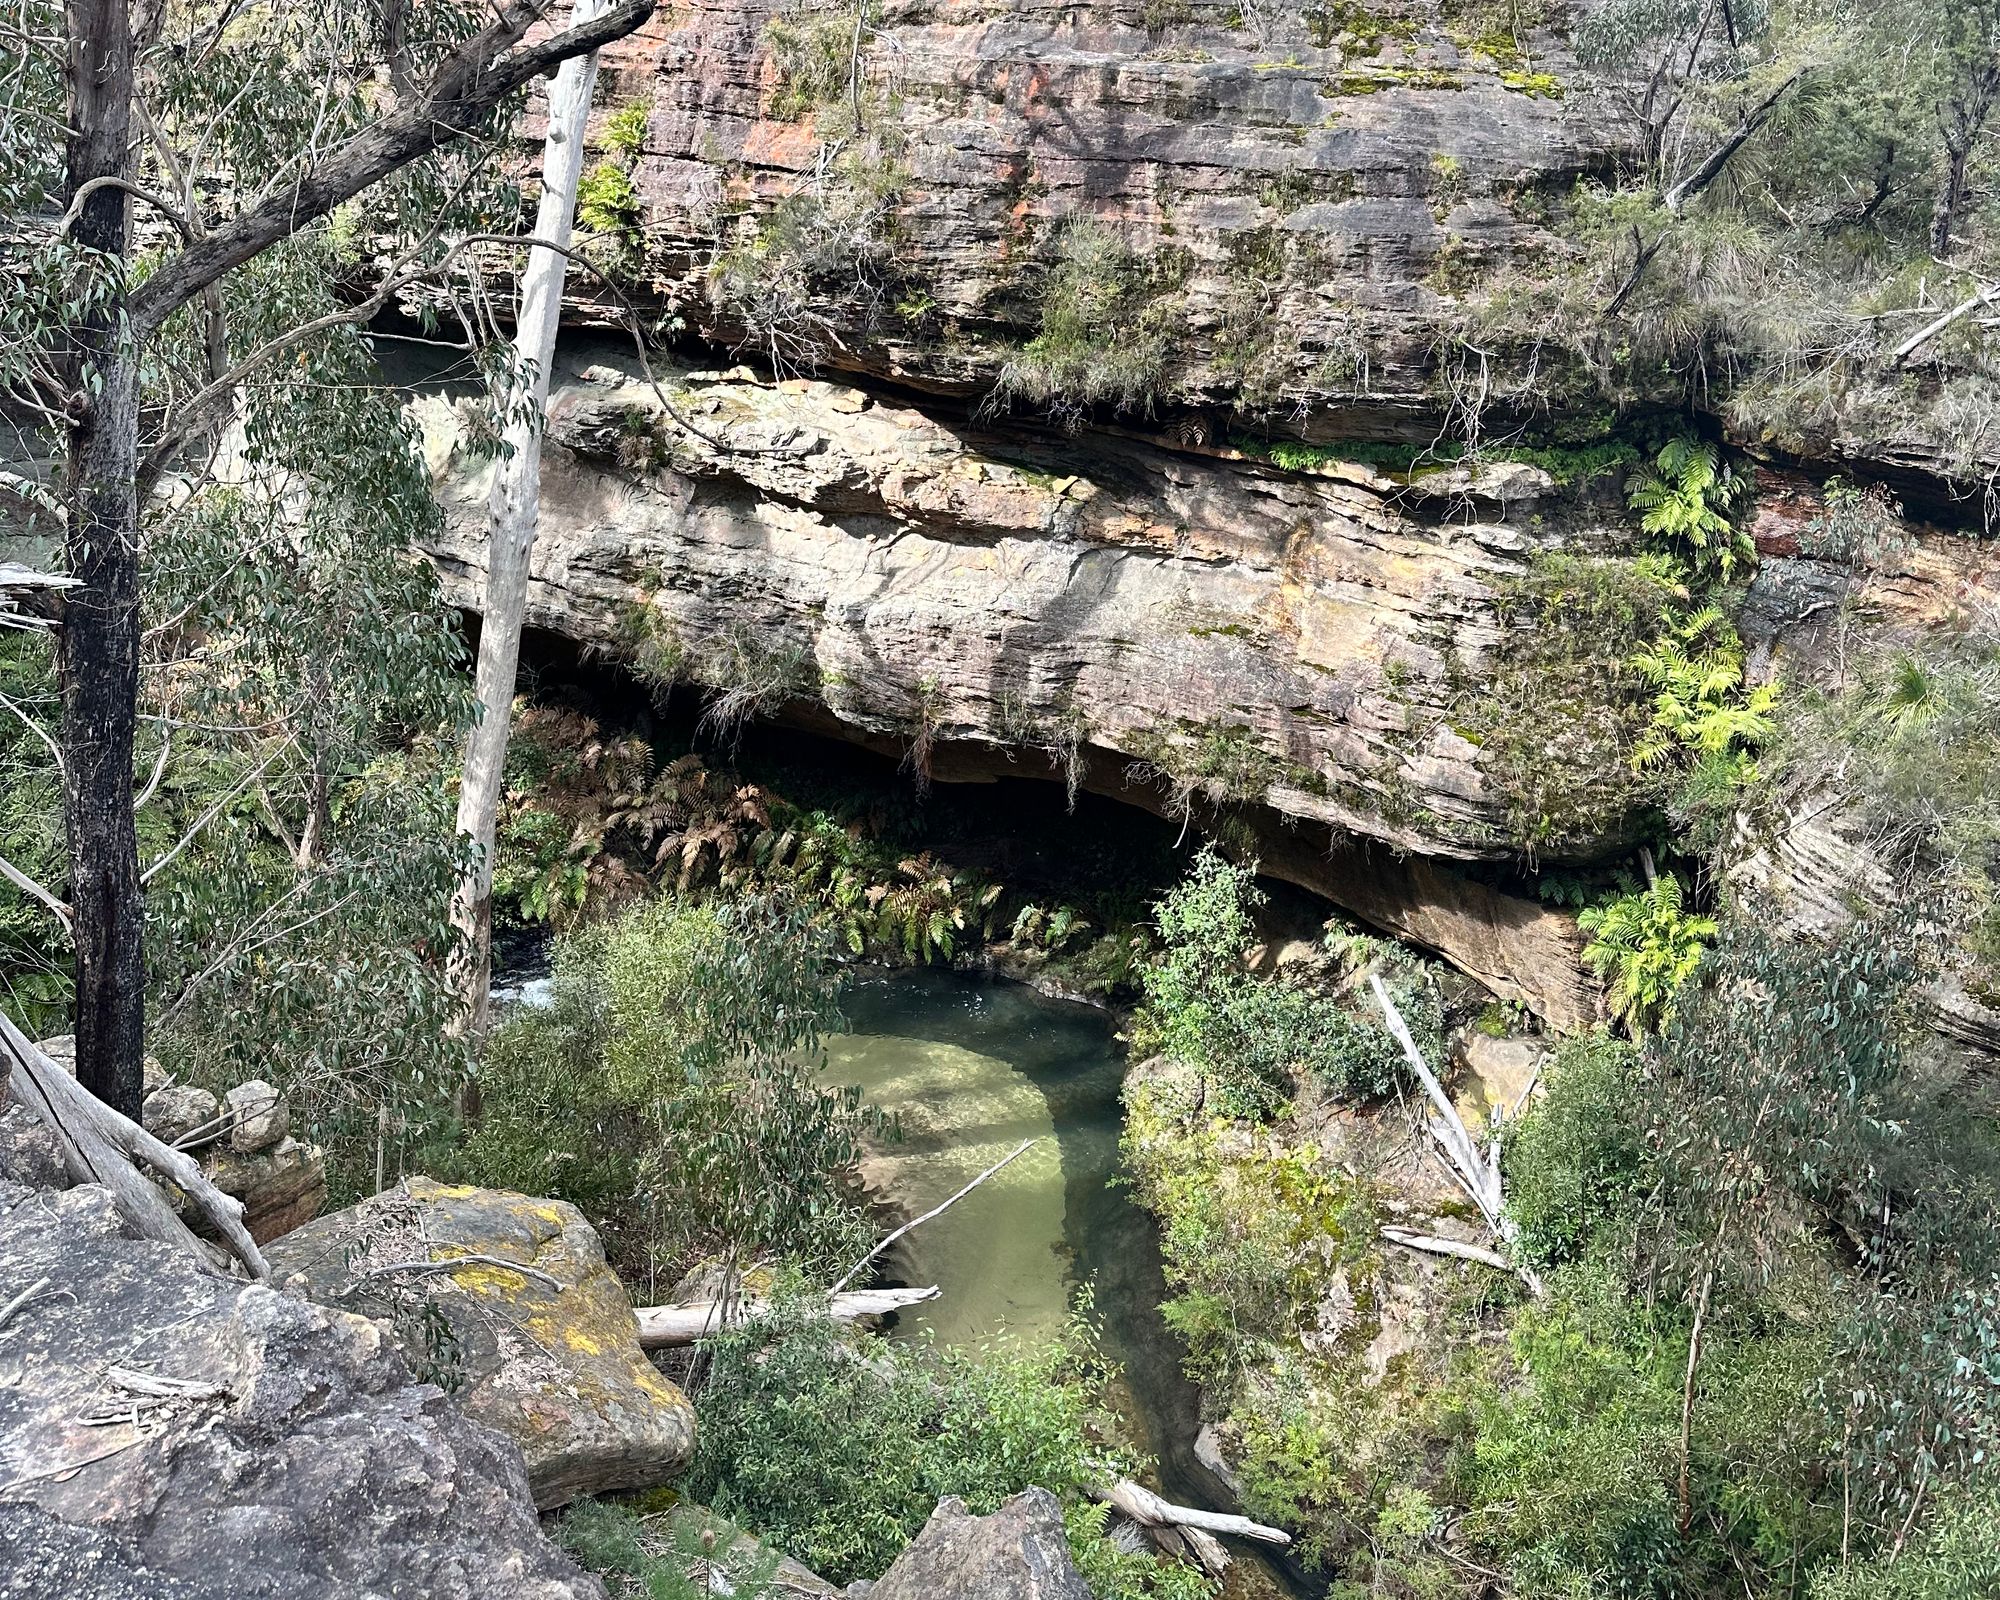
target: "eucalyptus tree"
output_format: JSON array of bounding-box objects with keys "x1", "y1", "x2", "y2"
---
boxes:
[
  {"x1": 453, "y1": 0, "x2": 613, "y2": 1045},
  {"x1": 0, "y1": 0, "x2": 655, "y2": 1115}
]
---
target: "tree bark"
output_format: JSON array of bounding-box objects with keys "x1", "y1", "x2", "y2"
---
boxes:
[
  {"x1": 1930, "y1": 65, "x2": 2000, "y2": 261},
  {"x1": 452, "y1": 0, "x2": 611, "y2": 1040},
  {"x1": 61, "y1": 0, "x2": 147, "y2": 1118},
  {"x1": 633, "y1": 1285, "x2": 940, "y2": 1348}
]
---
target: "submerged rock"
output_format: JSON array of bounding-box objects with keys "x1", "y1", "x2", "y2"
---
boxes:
[
  {"x1": 0, "y1": 1180, "x2": 601, "y2": 1600},
  {"x1": 854, "y1": 1490, "x2": 1091, "y2": 1600},
  {"x1": 267, "y1": 1176, "x2": 696, "y2": 1508}
]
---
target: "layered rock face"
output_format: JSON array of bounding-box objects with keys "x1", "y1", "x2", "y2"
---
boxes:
[
  {"x1": 415, "y1": 351, "x2": 1599, "y2": 1023},
  {"x1": 568, "y1": 0, "x2": 1622, "y2": 423},
  {"x1": 0, "y1": 1181, "x2": 600, "y2": 1600}
]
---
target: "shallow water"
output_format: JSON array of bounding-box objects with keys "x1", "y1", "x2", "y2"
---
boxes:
[{"x1": 828, "y1": 968, "x2": 1313, "y2": 1600}]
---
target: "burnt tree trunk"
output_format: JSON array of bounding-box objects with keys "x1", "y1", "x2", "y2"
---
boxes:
[
  {"x1": 62, "y1": 0, "x2": 147, "y2": 1118},
  {"x1": 1931, "y1": 64, "x2": 2000, "y2": 261}
]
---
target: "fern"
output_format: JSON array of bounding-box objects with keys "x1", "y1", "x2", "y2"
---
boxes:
[
  {"x1": 1625, "y1": 437, "x2": 1754, "y2": 583},
  {"x1": 1577, "y1": 871, "x2": 1716, "y2": 1035}
]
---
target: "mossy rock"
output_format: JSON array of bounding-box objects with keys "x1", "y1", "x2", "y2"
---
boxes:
[{"x1": 267, "y1": 1176, "x2": 695, "y2": 1509}]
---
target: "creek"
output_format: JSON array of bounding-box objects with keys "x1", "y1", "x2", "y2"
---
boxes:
[{"x1": 828, "y1": 966, "x2": 1315, "y2": 1600}]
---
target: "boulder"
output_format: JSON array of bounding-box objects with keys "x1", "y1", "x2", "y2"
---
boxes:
[
  {"x1": 267, "y1": 1176, "x2": 696, "y2": 1508},
  {"x1": 142, "y1": 1083, "x2": 220, "y2": 1146},
  {"x1": 225, "y1": 1078, "x2": 289, "y2": 1153},
  {"x1": 1449, "y1": 1028, "x2": 1546, "y2": 1128},
  {"x1": 856, "y1": 1490, "x2": 1091, "y2": 1600},
  {"x1": 0, "y1": 1180, "x2": 602, "y2": 1600},
  {"x1": 0, "y1": 1103, "x2": 63, "y2": 1189},
  {"x1": 208, "y1": 1134, "x2": 328, "y2": 1244}
]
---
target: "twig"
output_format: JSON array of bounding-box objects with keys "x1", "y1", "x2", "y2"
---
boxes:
[
  {"x1": 356, "y1": 1253, "x2": 565, "y2": 1290},
  {"x1": 0, "y1": 1275, "x2": 51, "y2": 1330},
  {"x1": 830, "y1": 1138, "x2": 1036, "y2": 1294},
  {"x1": 1891, "y1": 279, "x2": 2000, "y2": 365},
  {"x1": 0, "y1": 851, "x2": 70, "y2": 933}
]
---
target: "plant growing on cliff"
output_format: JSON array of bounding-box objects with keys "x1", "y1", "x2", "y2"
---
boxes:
[
  {"x1": 1133, "y1": 849, "x2": 1435, "y2": 1114},
  {"x1": 763, "y1": 6, "x2": 857, "y2": 122},
  {"x1": 994, "y1": 222, "x2": 1183, "y2": 426},
  {"x1": 1626, "y1": 437, "x2": 1755, "y2": 584},
  {"x1": 1576, "y1": 869, "x2": 1715, "y2": 1036},
  {"x1": 709, "y1": 151, "x2": 906, "y2": 374}
]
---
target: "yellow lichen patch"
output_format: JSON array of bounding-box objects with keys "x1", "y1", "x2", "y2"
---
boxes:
[
  {"x1": 409, "y1": 1179, "x2": 482, "y2": 1200},
  {"x1": 562, "y1": 1326, "x2": 607, "y2": 1358},
  {"x1": 449, "y1": 1261, "x2": 533, "y2": 1296}
]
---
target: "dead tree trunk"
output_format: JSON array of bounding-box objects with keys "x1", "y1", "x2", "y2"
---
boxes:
[
  {"x1": 59, "y1": 0, "x2": 148, "y2": 1119},
  {"x1": 451, "y1": 0, "x2": 612, "y2": 1041}
]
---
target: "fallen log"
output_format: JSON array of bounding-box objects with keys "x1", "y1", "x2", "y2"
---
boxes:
[
  {"x1": 1381, "y1": 1226, "x2": 1515, "y2": 1272},
  {"x1": 1085, "y1": 1477, "x2": 1292, "y2": 1549},
  {"x1": 0, "y1": 1010, "x2": 269, "y2": 1281},
  {"x1": 634, "y1": 1285, "x2": 940, "y2": 1349}
]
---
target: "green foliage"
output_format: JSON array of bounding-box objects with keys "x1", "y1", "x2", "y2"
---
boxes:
[
  {"x1": 1810, "y1": 1484, "x2": 2000, "y2": 1600},
  {"x1": 1124, "y1": 1086, "x2": 1377, "y2": 1393},
  {"x1": 1625, "y1": 437, "x2": 1754, "y2": 584},
  {"x1": 995, "y1": 222, "x2": 1182, "y2": 425},
  {"x1": 1760, "y1": 633, "x2": 2000, "y2": 995},
  {"x1": 558, "y1": 1500, "x2": 783, "y2": 1600},
  {"x1": 1132, "y1": 849, "x2": 1435, "y2": 1115},
  {"x1": 0, "y1": 636, "x2": 71, "y2": 1036},
  {"x1": 440, "y1": 895, "x2": 872, "y2": 1281},
  {"x1": 578, "y1": 161, "x2": 643, "y2": 244},
  {"x1": 708, "y1": 153, "x2": 905, "y2": 375},
  {"x1": 1577, "y1": 870, "x2": 1716, "y2": 1035},
  {"x1": 1503, "y1": 1031, "x2": 1646, "y2": 1267},
  {"x1": 601, "y1": 101, "x2": 649, "y2": 159},
  {"x1": 1465, "y1": 552, "x2": 1682, "y2": 855},
  {"x1": 1630, "y1": 607, "x2": 1779, "y2": 773},
  {"x1": 763, "y1": 9, "x2": 854, "y2": 121},
  {"x1": 685, "y1": 1296, "x2": 1209, "y2": 1598}
]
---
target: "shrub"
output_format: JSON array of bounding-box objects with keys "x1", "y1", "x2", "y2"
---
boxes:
[
  {"x1": 1576, "y1": 870, "x2": 1716, "y2": 1035},
  {"x1": 685, "y1": 1297, "x2": 1209, "y2": 1598},
  {"x1": 1625, "y1": 436, "x2": 1754, "y2": 584},
  {"x1": 438, "y1": 895, "x2": 874, "y2": 1282},
  {"x1": 763, "y1": 9, "x2": 853, "y2": 121},
  {"x1": 559, "y1": 1500, "x2": 784, "y2": 1599},
  {"x1": 1132, "y1": 849, "x2": 1433, "y2": 1115},
  {"x1": 1124, "y1": 1087, "x2": 1378, "y2": 1393},
  {"x1": 994, "y1": 222, "x2": 1181, "y2": 425},
  {"x1": 1502, "y1": 1030, "x2": 1646, "y2": 1267}
]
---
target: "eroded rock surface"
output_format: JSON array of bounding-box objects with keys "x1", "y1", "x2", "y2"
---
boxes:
[
  {"x1": 558, "y1": 0, "x2": 1624, "y2": 423},
  {"x1": 267, "y1": 1176, "x2": 697, "y2": 1509},
  {"x1": 854, "y1": 1489, "x2": 1091, "y2": 1600},
  {"x1": 0, "y1": 1181, "x2": 601, "y2": 1600},
  {"x1": 415, "y1": 352, "x2": 1599, "y2": 1024}
]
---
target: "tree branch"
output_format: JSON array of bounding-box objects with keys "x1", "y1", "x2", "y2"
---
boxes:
[
  {"x1": 0, "y1": 852, "x2": 71, "y2": 932},
  {"x1": 1663, "y1": 70, "x2": 1804, "y2": 213},
  {"x1": 125, "y1": 0, "x2": 657, "y2": 339}
]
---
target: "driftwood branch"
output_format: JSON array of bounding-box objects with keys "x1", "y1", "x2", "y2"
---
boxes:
[
  {"x1": 0, "y1": 1012, "x2": 268, "y2": 1280},
  {"x1": 1086, "y1": 1477, "x2": 1292, "y2": 1548},
  {"x1": 830, "y1": 1138, "x2": 1036, "y2": 1295},
  {"x1": 634, "y1": 1285, "x2": 940, "y2": 1349},
  {"x1": 1370, "y1": 976, "x2": 1542, "y2": 1296},
  {"x1": 1891, "y1": 278, "x2": 2000, "y2": 365},
  {"x1": 1662, "y1": 70, "x2": 1804, "y2": 213},
  {"x1": 1380, "y1": 1226, "x2": 1514, "y2": 1272}
]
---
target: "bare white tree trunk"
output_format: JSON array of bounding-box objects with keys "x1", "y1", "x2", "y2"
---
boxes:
[{"x1": 450, "y1": 0, "x2": 612, "y2": 1041}]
